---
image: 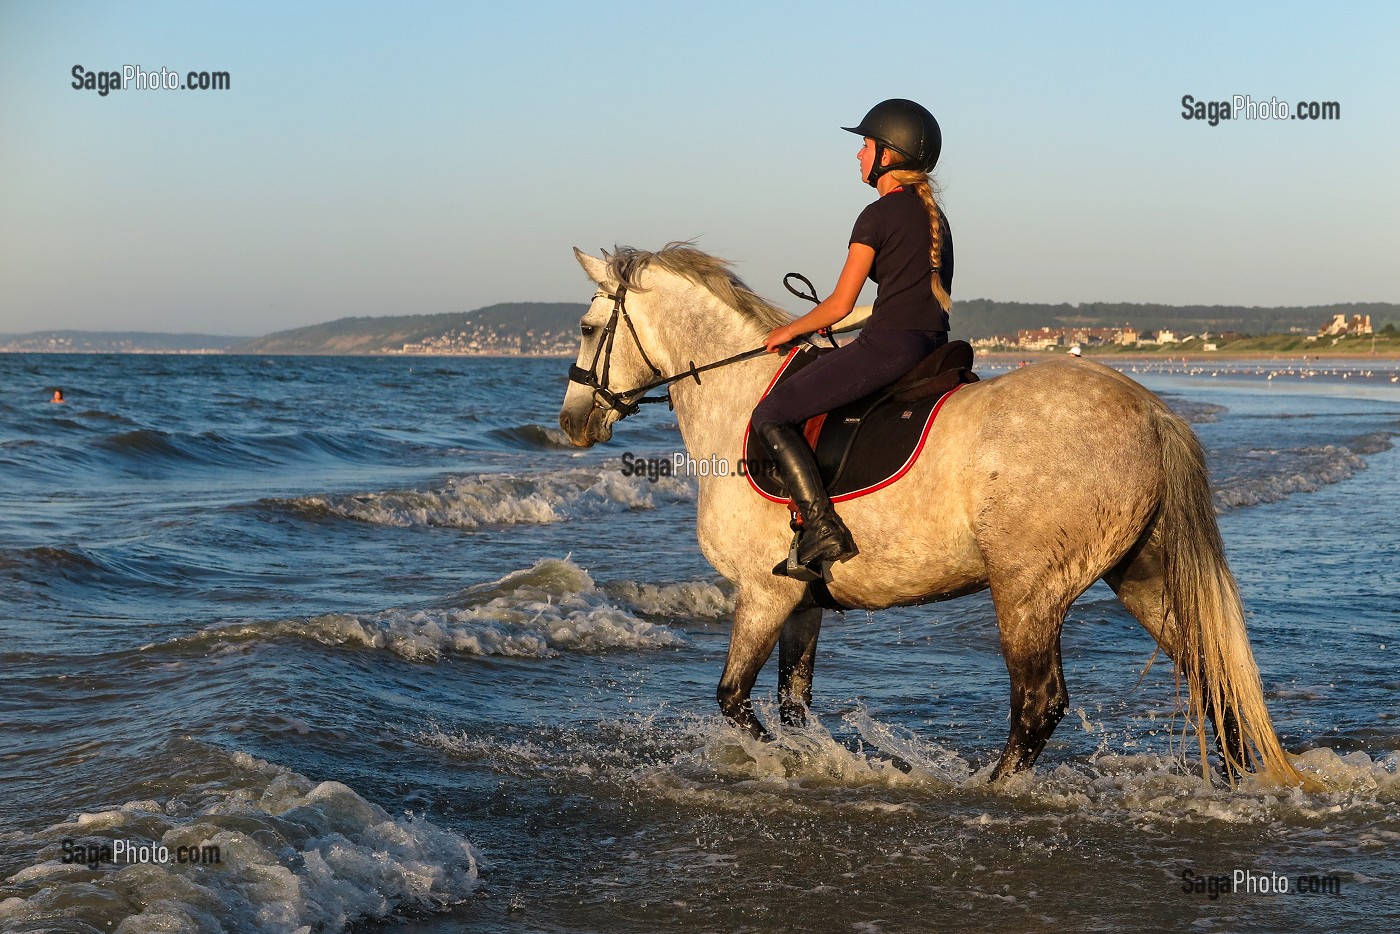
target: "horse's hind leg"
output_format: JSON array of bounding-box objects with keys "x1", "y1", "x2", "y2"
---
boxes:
[
  {"x1": 716, "y1": 587, "x2": 804, "y2": 739},
  {"x1": 1104, "y1": 534, "x2": 1244, "y2": 773},
  {"x1": 778, "y1": 606, "x2": 822, "y2": 726},
  {"x1": 988, "y1": 583, "x2": 1071, "y2": 781}
]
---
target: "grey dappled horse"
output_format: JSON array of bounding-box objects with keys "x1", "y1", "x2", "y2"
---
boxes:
[{"x1": 559, "y1": 243, "x2": 1309, "y2": 788}]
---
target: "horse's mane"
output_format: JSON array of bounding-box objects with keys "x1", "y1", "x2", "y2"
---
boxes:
[{"x1": 604, "y1": 242, "x2": 792, "y2": 330}]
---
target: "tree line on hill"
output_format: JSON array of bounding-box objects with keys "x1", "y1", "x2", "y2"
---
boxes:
[{"x1": 5, "y1": 300, "x2": 1396, "y2": 354}]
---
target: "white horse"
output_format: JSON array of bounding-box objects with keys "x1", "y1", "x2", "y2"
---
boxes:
[{"x1": 558, "y1": 243, "x2": 1309, "y2": 788}]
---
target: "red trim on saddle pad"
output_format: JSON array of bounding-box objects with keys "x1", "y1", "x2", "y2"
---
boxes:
[
  {"x1": 740, "y1": 347, "x2": 800, "y2": 504},
  {"x1": 742, "y1": 354, "x2": 966, "y2": 504}
]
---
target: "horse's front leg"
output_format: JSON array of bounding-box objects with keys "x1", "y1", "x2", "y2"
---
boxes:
[
  {"x1": 716, "y1": 588, "x2": 804, "y2": 738},
  {"x1": 778, "y1": 606, "x2": 822, "y2": 727}
]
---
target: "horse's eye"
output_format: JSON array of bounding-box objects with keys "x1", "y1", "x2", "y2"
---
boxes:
[{"x1": 580, "y1": 325, "x2": 597, "y2": 337}]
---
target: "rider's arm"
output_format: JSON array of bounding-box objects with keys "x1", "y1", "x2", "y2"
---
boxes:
[{"x1": 765, "y1": 244, "x2": 875, "y2": 351}]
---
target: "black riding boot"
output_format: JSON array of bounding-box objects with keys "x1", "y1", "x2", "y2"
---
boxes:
[{"x1": 756, "y1": 422, "x2": 859, "y2": 568}]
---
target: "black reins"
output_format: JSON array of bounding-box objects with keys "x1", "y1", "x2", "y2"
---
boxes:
[
  {"x1": 782, "y1": 273, "x2": 840, "y2": 350},
  {"x1": 566, "y1": 274, "x2": 837, "y2": 420}
]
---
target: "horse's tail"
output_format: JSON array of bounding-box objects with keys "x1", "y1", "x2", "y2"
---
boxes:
[{"x1": 1153, "y1": 407, "x2": 1313, "y2": 789}]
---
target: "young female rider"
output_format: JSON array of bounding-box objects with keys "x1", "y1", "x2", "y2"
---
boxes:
[{"x1": 751, "y1": 98, "x2": 953, "y2": 572}]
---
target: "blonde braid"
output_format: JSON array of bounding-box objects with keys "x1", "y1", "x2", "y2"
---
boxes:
[{"x1": 888, "y1": 168, "x2": 952, "y2": 314}]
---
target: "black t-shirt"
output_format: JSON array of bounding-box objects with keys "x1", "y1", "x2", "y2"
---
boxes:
[{"x1": 848, "y1": 188, "x2": 953, "y2": 332}]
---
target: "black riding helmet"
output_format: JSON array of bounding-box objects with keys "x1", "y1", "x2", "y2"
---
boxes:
[{"x1": 842, "y1": 99, "x2": 942, "y2": 187}]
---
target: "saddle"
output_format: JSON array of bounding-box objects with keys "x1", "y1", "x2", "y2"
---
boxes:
[{"x1": 744, "y1": 340, "x2": 979, "y2": 503}]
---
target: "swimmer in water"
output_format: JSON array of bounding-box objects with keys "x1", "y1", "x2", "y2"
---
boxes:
[{"x1": 51, "y1": 389, "x2": 65, "y2": 404}]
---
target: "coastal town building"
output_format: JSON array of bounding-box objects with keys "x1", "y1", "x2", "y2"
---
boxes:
[
  {"x1": 972, "y1": 325, "x2": 1141, "y2": 352},
  {"x1": 1319, "y1": 313, "x2": 1372, "y2": 337},
  {"x1": 397, "y1": 325, "x2": 577, "y2": 356}
]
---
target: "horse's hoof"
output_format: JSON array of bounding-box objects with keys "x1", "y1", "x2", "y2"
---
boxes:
[
  {"x1": 720, "y1": 711, "x2": 770, "y2": 742},
  {"x1": 779, "y1": 702, "x2": 809, "y2": 729}
]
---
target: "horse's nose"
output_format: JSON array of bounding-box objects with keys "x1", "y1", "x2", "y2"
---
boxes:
[{"x1": 558, "y1": 404, "x2": 593, "y2": 447}]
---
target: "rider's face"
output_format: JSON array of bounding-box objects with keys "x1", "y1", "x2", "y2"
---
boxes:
[{"x1": 857, "y1": 137, "x2": 876, "y2": 182}]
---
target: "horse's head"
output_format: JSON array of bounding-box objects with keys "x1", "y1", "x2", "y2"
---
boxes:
[
  {"x1": 558, "y1": 248, "x2": 664, "y2": 447},
  {"x1": 559, "y1": 243, "x2": 791, "y2": 447}
]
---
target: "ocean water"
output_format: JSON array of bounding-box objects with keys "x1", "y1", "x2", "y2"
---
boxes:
[{"x1": 1, "y1": 352, "x2": 1397, "y2": 934}]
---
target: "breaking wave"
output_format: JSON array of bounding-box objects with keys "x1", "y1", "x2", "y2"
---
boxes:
[
  {"x1": 1213, "y1": 431, "x2": 1395, "y2": 512},
  {"x1": 142, "y1": 558, "x2": 716, "y2": 662},
  {"x1": 0, "y1": 748, "x2": 478, "y2": 934},
  {"x1": 282, "y1": 467, "x2": 695, "y2": 530},
  {"x1": 602, "y1": 578, "x2": 733, "y2": 619}
]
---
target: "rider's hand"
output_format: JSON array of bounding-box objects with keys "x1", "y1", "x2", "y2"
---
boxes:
[{"x1": 765, "y1": 325, "x2": 796, "y2": 353}]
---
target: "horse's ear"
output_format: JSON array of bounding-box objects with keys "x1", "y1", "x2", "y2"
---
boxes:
[{"x1": 573, "y1": 247, "x2": 609, "y2": 285}]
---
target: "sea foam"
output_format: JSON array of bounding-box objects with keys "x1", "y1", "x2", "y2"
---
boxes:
[
  {"x1": 286, "y1": 467, "x2": 695, "y2": 530},
  {"x1": 0, "y1": 750, "x2": 478, "y2": 934},
  {"x1": 1213, "y1": 432, "x2": 1394, "y2": 512},
  {"x1": 422, "y1": 704, "x2": 1400, "y2": 830},
  {"x1": 145, "y1": 558, "x2": 712, "y2": 662}
]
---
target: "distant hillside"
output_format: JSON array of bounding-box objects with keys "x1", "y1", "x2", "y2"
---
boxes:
[
  {"x1": 0, "y1": 331, "x2": 245, "y2": 353},
  {"x1": 950, "y1": 300, "x2": 1400, "y2": 340},
  {"x1": 7, "y1": 298, "x2": 1395, "y2": 357},
  {"x1": 233, "y1": 302, "x2": 586, "y2": 355},
  {"x1": 238, "y1": 299, "x2": 1400, "y2": 354}
]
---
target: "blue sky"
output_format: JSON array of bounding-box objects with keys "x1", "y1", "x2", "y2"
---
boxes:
[{"x1": 1, "y1": 1, "x2": 1397, "y2": 335}]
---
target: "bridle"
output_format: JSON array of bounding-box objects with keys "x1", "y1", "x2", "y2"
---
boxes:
[
  {"x1": 566, "y1": 286, "x2": 663, "y2": 418},
  {"x1": 566, "y1": 284, "x2": 773, "y2": 421},
  {"x1": 566, "y1": 275, "x2": 836, "y2": 421}
]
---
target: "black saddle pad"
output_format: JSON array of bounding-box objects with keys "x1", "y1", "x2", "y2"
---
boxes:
[{"x1": 744, "y1": 340, "x2": 978, "y2": 502}]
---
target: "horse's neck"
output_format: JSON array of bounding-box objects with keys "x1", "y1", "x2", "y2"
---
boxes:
[
  {"x1": 670, "y1": 354, "x2": 781, "y2": 461},
  {"x1": 657, "y1": 293, "x2": 780, "y2": 463}
]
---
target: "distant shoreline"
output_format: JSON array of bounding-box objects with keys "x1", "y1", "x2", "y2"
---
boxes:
[{"x1": 7, "y1": 344, "x2": 1400, "y2": 362}]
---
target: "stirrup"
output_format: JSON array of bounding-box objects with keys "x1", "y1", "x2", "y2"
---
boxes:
[
  {"x1": 797, "y1": 517, "x2": 858, "y2": 566},
  {"x1": 772, "y1": 528, "x2": 824, "y2": 582}
]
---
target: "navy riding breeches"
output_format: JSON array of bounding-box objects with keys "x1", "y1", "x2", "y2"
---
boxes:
[{"x1": 751, "y1": 329, "x2": 947, "y2": 429}]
